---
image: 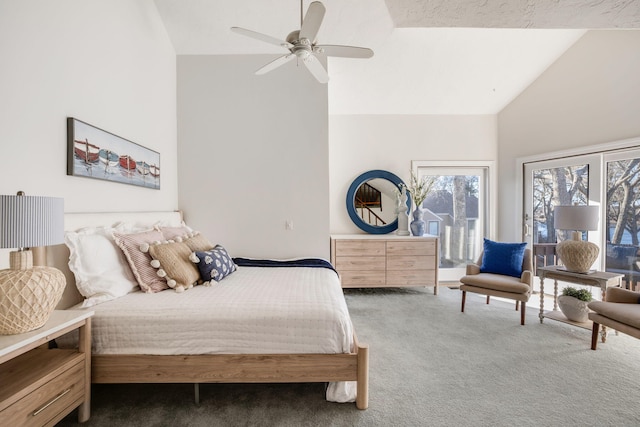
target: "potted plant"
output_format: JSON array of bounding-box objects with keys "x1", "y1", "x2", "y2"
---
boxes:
[{"x1": 558, "y1": 286, "x2": 593, "y2": 322}]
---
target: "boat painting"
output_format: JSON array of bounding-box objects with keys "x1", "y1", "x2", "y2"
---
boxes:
[
  {"x1": 67, "y1": 118, "x2": 160, "y2": 189},
  {"x1": 119, "y1": 155, "x2": 136, "y2": 172},
  {"x1": 149, "y1": 164, "x2": 160, "y2": 177},
  {"x1": 74, "y1": 139, "x2": 100, "y2": 163},
  {"x1": 99, "y1": 149, "x2": 119, "y2": 168}
]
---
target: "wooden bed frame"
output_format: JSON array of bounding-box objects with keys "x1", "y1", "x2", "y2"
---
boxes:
[{"x1": 45, "y1": 211, "x2": 369, "y2": 410}]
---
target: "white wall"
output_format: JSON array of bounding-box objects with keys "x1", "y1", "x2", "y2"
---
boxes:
[
  {"x1": 0, "y1": 1, "x2": 178, "y2": 267},
  {"x1": 177, "y1": 55, "x2": 330, "y2": 260},
  {"x1": 329, "y1": 114, "x2": 498, "y2": 233},
  {"x1": 498, "y1": 30, "x2": 640, "y2": 241}
]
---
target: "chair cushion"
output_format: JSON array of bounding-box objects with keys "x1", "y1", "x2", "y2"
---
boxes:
[
  {"x1": 588, "y1": 301, "x2": 640, "y2": 329},
  {"x1": 480, "y1": 239, "x2": 527, "y2": 278},
  {"x1": 460, "y1": 273, "x2": 530, "y2": 294}
]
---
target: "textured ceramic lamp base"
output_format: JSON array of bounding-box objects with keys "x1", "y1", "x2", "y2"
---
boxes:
[
  {"x1": 0, "y1": 255, "x2": 66, "y2": 335},
  {"x1": 556, "y1": 240, "x2": 599, "y2": 274}
]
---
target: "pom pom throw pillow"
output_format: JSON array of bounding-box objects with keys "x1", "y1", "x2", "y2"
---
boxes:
[
  {"x1": 148, "y1": 240, "x2": 201, "y2": 293},
  {"x1": 191, "y1": 245, "x2": 237, "y2": 284}
]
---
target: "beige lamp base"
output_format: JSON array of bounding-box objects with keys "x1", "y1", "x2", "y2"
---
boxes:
[
  {"x1": 0, "y1": 266, "x2": 66, "y2": 335},
  {"x1": 556, "y1": 239, "x2": 599, "y2": 274}
]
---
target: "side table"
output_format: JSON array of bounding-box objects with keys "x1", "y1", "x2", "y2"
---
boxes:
[
  {"x1": 0, "y1": 310, "x2": 93, "y2": 426},
  {"x1": 538, "y1": 266, "x2": 622, "y2": 342}
]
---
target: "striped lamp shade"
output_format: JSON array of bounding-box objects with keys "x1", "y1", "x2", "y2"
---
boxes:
[{"x1": 0, "y1": 193, "x2": 64, "y2": 249}]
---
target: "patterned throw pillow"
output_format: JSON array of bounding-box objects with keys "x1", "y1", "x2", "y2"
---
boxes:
[
  {"x1": 113, "y1": 229, "x2": 167, "y2": 293},
  {"x1": 191, "y1": 245, "x2": 237, "y2": 284}
]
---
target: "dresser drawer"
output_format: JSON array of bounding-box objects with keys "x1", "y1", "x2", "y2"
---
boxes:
[
  {"x1": 335, "y1": 256, "x2": 385, "y2": 271},
  {"x1": 339, "y1": 270, "x2": 386, "y2": 287},
  {"x1": 1, "y1": 358, "x2": 85, "y2": 427},
  {"x1": 335, "y1": 240, "x2": 386, "y2": 256},
  {"x1": 387, "y1": 270, "x2": 436, "y2": 286},
  {"x1": 387, "y1": 255, "x2": 436, "y2": 271},
  {"x1": 387, "y1": 240, "x2": 436, "y2": 256}
]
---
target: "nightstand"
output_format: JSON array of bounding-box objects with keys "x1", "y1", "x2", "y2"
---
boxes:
[{"x1": 0, "y1": 310, "x2": 93, "y2": 426}]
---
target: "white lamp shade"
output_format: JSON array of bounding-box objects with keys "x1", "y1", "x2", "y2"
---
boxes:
[
  {"x1": 0, "y1": 194, "x2": 64, "y2": 249},
  {"x1": 553, "y1": 205, "x2": 599, "y2": 231}
]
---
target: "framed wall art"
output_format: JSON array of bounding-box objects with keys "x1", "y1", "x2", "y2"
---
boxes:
[{"x1": 67, "y1": 117, "x2": 160, "y2": 189}]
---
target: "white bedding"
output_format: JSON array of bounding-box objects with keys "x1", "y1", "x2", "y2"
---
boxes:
[{"x1": 65, "y1": 265, "x2": 356, "y2": 402}]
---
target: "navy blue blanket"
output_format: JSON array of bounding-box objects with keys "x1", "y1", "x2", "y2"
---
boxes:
[{"x1": 232, "y1": 257, "x2": 337, "y2": 275}]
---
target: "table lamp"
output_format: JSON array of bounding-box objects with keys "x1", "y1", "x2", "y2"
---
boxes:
[
  {"x1": 554, "y1": 205, "x2": 599, "y2": 274},
  {"x1": 0, "y1": 191, "x2": 65, "y2": 334}
]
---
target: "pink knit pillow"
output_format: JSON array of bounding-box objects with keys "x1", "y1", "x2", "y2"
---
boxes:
[{"x1": 113, "y1": 229, "x2": 168, "y2": 293}]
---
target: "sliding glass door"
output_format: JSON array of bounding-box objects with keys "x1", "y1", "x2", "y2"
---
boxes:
[
  {"x1": 523, "y1": 155, "x2": 601, "y2": 274},
  {"x1": 604, "y1": 150, "x2": 640, "y2": 288}
]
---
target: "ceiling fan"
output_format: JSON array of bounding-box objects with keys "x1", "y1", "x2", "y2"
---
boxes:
[{"x1": 231, "y1": 1, "x2": 374, "y2": 84}]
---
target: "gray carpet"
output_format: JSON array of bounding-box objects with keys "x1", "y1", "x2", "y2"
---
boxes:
[{"x1": 59, "y1": 287, "x2": 640, "y2": 427}]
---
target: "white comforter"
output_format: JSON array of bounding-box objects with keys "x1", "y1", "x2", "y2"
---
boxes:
[{"x1": 67, "y1": 265, "x2": 356, "y2": 402}]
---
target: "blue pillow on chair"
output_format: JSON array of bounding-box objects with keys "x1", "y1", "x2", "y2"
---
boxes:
[{"x1": 480, "y1": 238, "x2": 527, "y2": 278}]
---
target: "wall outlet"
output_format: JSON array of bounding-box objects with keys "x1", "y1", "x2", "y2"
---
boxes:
[{"x1": 285, "y1": 219, "x2": 294, "y2": 230}]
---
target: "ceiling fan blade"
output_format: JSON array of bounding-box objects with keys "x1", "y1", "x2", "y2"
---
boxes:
[
  {"x1": 302, "y1": 54, "x2": 329, "y2": 84},
  {"x1": 231, "y1": 27, "x2": 293, "y2": 49},
  {"x1": 255, "y1": 54, "x2": 295, "y2": 75},
  {"x1": 299, "y1": 1, "x2": 326, "y2": 43},
  {"x1": 315, "y1": 45, "x2": 374, "y2": 59}
]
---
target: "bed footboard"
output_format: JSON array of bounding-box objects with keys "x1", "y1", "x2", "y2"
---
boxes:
[{"x1": 92, "y1": 342, "x2": 369, "y2": 409}]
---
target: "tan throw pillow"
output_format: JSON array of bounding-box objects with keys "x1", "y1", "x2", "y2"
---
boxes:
[
  {"x1": 113, "y1": 229, "x2": 167, "y2": 293},
  {"x1": 148, "y1": 240, "x2": 201, "y2": 293},
  {"x1": 183, "y1": 233, "x2": 214, "y2": 252}
]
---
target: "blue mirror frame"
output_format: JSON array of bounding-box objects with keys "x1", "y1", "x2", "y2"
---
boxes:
[{"x1": 346, "y1": 170, "x2": 411, "y2": 234}]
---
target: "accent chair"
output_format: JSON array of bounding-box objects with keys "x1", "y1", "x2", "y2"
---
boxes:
[
  {"x1": 588, "y1": 287, "x2": 640, "y2": 350},
  {"x1": 460, "y1": 246, "x2": 533, "y2": 325}
]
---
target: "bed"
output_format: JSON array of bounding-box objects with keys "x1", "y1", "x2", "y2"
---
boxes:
[{"x1": 48, "y1": 211, "x2": 368, "y2": 410}]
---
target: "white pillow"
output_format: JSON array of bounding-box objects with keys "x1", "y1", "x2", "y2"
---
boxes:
[{"x1": 65, "y1": 225, "x2": 139, "y2": 307}]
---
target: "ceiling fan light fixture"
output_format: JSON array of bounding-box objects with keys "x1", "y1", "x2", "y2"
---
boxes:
[{"x1": 231, "y1": 1, "x2": 373, "y2": 83}]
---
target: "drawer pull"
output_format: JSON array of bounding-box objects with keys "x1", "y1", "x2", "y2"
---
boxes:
[{"x1": 32, "y1": 388, "x2": 71, "y2": 416}]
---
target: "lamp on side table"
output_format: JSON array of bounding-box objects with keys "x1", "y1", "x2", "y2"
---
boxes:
[
  {"x1": 0, "y1": 191, "x2": 65, "y2": 334},
  {"x1": 554, "y1": 205, "x2": 599, "y2": 274}
]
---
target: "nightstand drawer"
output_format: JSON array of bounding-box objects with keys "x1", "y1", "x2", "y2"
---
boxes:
[{"x1": 1, "y1": 357, "x2": 84, "y2": 427}]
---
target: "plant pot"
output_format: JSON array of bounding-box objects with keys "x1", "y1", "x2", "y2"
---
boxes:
[{"x1": 558, "y1": 295, "x2": 590, "y2": 323}]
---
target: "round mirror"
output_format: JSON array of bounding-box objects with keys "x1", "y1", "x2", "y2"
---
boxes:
[{"x1": 346, "y1": 170, "x2": 411, "y2": 234}]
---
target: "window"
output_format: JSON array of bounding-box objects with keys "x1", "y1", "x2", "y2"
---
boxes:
[
  {"x1": 413, "y1": 161, "x2": 495, "y2": 281},
  {"x1": 428, "y1": 220, "x2": 439, "y2": 236}
]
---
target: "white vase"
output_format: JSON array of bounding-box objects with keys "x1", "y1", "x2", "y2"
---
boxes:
[{"x1": 557, "y1": 295, "x2": 590, "y2": 322}]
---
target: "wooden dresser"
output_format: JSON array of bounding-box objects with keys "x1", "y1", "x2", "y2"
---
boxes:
[
  {"x1": 0, "y1": 310, "x2": 93, "y2": 426},
  {"x1": 330, "y1": 234, "x2": 439, "y2": 294}
]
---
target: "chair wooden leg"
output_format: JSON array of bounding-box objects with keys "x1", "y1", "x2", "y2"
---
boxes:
[
  {"x1": 461, "y1": 290, "x2": 466, "y2": 312},
  {"x1": 591, "y1": 322, "x2": 600, "y2": 350},
  {"x1": 520, "y1": 302, "x2": 526, "y2": 325},
  {"x1": 486, "y1": 295, "x2": 490, "y2": 304},
  {"x1": 515, "y1": 301, "x2": 519, "y2": 311}
]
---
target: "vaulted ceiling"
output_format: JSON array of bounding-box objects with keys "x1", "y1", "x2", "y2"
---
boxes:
[{"x1": 154, "y1": 0, "x2": 640, "y2": 114}]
